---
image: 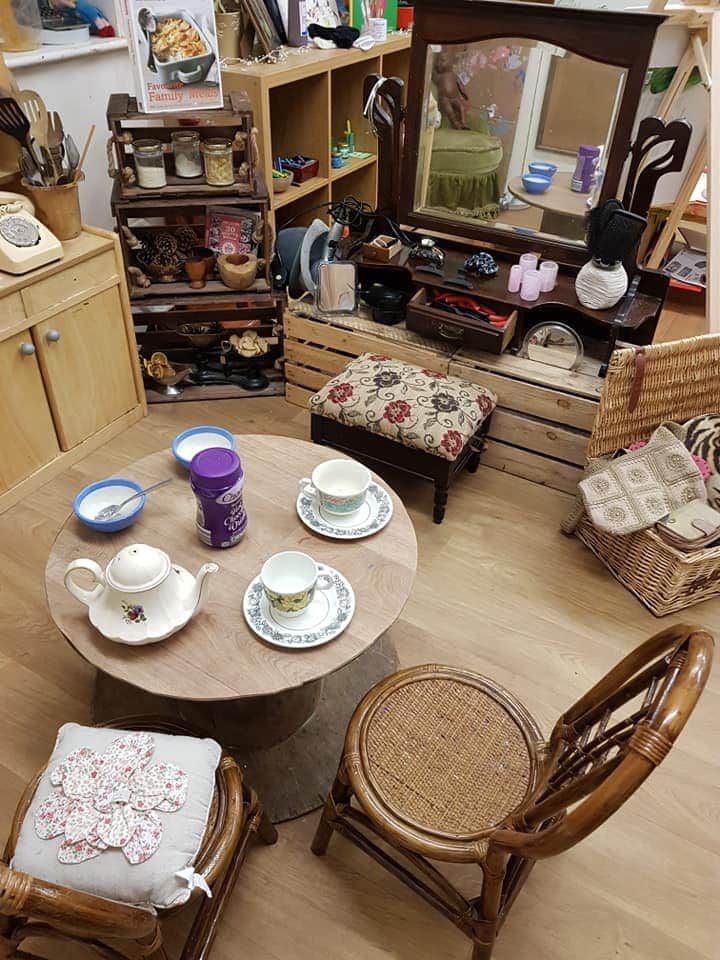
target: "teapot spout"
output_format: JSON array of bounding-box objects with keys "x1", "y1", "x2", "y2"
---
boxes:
[{"x1": 189, "y1": 562, "x2": 219, "y2": 614}]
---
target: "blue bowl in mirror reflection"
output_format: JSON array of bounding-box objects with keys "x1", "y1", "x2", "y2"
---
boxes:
[
  {"x1": 528, "y1": 162, "x2": 557, "y2": 179},
  {"x1": 522, "y1": 174, "x2": 552, "y2": 195}
]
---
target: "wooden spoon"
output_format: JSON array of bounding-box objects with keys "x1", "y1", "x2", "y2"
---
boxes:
[{"x1": 73, "y1": 124, "x2": 96, "y2": 183}]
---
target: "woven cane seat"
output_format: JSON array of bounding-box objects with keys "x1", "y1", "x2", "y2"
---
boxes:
[{"x1": 360, "y1": 673, "x2": 534, "y2": 838}]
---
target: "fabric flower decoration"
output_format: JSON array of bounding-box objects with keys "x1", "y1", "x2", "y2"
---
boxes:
[{"x1": 34, "y1": 733, "x2": 187, "y2": 866}]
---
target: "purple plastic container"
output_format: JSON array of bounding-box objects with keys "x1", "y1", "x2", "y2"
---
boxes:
[
  {"x1": 190, "y1": 447, "x2": 246, "y2": 548},
  {"x1": 571, "y1": 144, "x2": 600, "y2": 194}
]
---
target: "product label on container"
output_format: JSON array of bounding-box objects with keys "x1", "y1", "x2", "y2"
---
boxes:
[{"x1": 194, "y1": 478, "x2": 247, "y2": 548}]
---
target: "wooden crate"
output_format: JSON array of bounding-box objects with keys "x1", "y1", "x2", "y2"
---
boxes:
[
  {"x1": 450, "y1": 348, "x2": 602, "y2": 495},
  {"x1": 284, "y1": 307, "x2": 602, "y2": 494},
  {"x1": 283, "y1": 307, "x2": 455, "y2": 409},
  {"x1": 107, "y1": 92, "x2": 257, "y2": 200}
]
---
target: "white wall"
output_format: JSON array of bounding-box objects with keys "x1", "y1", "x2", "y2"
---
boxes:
[{"x1": 11, "y1": 46, "x2": 135, "y2": 228}]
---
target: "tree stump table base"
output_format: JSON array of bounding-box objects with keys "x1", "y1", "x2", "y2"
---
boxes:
[{"x1": 94, "y1": 634, "x2": 398, "y2": 823}]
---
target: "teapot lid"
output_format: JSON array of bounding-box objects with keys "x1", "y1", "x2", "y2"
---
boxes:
[{"x1": 106, "y1": 544, "x2": 171, "y2": 593}]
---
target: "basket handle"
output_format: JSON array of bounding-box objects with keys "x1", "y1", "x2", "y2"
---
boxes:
[{"x1": 628, "y1": 346, "x2": 647, "y2": 413}]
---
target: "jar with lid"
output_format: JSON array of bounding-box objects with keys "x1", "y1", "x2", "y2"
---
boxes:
[
  {"x1": 202, "y1": 138, "x2": 234, "y2": 187},
  {"x1": 190, "y1": 448, "x2": 247, "y2": 548},
  {"x1": 134, "y1": 139, "x2": 167, "y2": 189},
  {"x1": 171, "y1": 131, "x2": 202, "y2": 179},
  {"x1": 0, "y1": 1, "x2": 41, "y2": 52}
]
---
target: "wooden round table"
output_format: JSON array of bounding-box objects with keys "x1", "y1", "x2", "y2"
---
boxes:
[{"x1": 45, "y1": 435, "x2": 417, "y2": 821}]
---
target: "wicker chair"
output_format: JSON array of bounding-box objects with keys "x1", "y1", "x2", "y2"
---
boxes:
[
  {"x1": 0, "y1": 718, "x2": 277, "y2": 960},
  {"x1": 312, "y1": 625, "x2": 713, "y2": 959}
]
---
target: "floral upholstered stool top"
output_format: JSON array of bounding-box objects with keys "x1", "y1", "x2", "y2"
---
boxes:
[{"x1": 310, "y1": 354, "x2": 497, "y2": 523}]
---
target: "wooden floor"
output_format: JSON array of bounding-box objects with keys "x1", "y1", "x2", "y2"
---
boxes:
[{"x1": 1, "y1": 395, "x2": 718, "y2": 960}]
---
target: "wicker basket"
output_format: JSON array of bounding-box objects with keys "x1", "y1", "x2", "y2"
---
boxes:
[{"x1": 575, "y1": 333, "x2": 720, "y2": 616}]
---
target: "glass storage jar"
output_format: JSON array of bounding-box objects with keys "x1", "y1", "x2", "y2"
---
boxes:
[
  {"x1": 171, "y1": 130, "x2": 202, "y2": 179},
  {"x1": 202, "y1": 138, "x2": 234, "y2": 187},
  {"x1": 0, "y1": 0, "x2": 41, "y2": 52},
  {"x1": 134, "y1": 139, "x2": 167, "y2": 189}
]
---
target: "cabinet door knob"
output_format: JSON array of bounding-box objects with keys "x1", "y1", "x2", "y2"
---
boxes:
[
  {"x1": 19, "y1": 342, "x2": 36, "y2": 356},
  {"x1": 46, "y1": 329, "x2": 61, "y2": 343}
]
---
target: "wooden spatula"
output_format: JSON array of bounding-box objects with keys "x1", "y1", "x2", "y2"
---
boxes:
[{"x1": 16, "y1": 89, "x2": 48, "y2": 159}]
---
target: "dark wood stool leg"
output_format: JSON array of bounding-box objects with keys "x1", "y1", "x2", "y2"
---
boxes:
[
  {"x1": 467, "y1": 451, "x2": 481, "y2": 474},
  {"x1": 256, "y1": 809, "x2": 278, "y2": 845},
  {"x1": 433, "y1": 482, "x2": 449, "y2": 524},
  {"x1": 311, "y1": 766, "x2": 352, "y2": 855}
]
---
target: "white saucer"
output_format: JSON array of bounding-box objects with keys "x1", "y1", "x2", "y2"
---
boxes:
[
  {"x1": 243, "y1": 563, "x2": 355, "y2": 649},
  {"x1": 296, "y1": 482, "x2": 393, "y2": 540}
]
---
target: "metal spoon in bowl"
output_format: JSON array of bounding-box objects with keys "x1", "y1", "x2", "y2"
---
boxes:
[{"x1": 95, "y1": 478, "x2": 172, "y2": 521}]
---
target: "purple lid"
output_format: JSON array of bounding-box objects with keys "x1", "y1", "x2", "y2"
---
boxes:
[
  {"x1": 190, "y1": 447, "x2": 242, "y2": 491},
  {"x1": 578, "y1": 144, "x2": 601, "y2": 157}
]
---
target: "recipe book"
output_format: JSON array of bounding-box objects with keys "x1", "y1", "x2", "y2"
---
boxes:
[{"x1": 121, "y1": 0, "x2": 223, "y2": 113}]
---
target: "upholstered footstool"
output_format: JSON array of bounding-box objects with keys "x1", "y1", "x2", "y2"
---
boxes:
[{"x1": 309, "y1": 353, "x2": 497, "y2": 523}]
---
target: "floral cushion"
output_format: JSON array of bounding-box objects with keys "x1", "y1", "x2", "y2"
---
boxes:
[
  {"x1": 12, "y1": 723, "x2": 221, "y2": 910},
  {"x1": 310, "y1": 354, "x2": 497, "y2": 461}
]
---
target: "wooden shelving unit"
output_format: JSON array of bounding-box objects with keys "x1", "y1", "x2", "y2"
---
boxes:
[{"x1": 222, "y1": 34, "x2": 411, "y2": 230}]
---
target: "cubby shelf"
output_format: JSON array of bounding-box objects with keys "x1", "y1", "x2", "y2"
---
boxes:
[
  {"x1": 330, "y1": 154, "x2": 377, "y2": 182},
  {"x1": 273, "y1": 175, "x2": 329, "y2": 208},
  {"x1": 222, "y1": 34, "x2": 411, "y2": 230}
]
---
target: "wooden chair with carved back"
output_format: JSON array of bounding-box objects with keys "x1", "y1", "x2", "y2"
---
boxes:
[
  {"x1": 0, "y1": 717, "x2": 277, "y2": 960},
  {"x1": 312, "y1": 624, "x2": 713, "y2": 959}
]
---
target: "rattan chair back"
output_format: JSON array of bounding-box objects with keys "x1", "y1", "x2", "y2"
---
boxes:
[{"x1": 493, "y1": 624, "x2": 713, "y2": 858}]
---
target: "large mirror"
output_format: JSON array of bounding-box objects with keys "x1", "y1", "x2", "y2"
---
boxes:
[
  {"x1": 400, "y1": 1, "x2": 665, "y2": 263},
  {"x1": 414, "y1": 40, "x2": 627, "y2": 247}
]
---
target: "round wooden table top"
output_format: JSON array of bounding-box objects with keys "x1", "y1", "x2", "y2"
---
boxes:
[
  {"x1": 45, "y1": 435, "x2": 417, "y2": 701},
  {"x1": 508, "y1": 171, "x2": 588, "y2": 219}
]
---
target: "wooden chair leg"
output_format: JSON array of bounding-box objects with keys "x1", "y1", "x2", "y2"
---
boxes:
[
  {"x1": 433, "y1": 481, "x2": 449, "y2": 524},
  {"x1": 311, "y1": 768, "x2": 352, "y2": 856},
  {"x1": 471, "y1": 940, "x2": 494, "y2": 960}
]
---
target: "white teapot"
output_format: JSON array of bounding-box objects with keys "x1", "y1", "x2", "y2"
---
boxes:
[{"x1": 64, "y1": 543, "x2": 218, "y2": 645}]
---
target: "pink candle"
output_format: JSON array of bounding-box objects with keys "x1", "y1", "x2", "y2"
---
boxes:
[
  {"x1": 520, "y1": 269, "x2": 542, "y2": 302},
  {"x1": 507, "y1": 264, "x2": 523, "y2": 293},
  {"x1": 519, "y1": 252, "x2": 538, "y2": 276},
  {"x1": 539, "y1": 260, "x2": 558, "y2": 292}
]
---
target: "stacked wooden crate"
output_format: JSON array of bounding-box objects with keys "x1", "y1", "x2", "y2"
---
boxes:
[{"x1": 284, "y1": 308, "x2": 601, "y2": 494}]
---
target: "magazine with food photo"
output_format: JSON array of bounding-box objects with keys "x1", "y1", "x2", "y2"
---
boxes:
[{"x1": 122, "y1": 0, "x2": 224, "y2": 113}]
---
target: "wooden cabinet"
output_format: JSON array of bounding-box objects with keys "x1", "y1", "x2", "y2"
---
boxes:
[
  {"x1": 0, "y1": 228, "x2": 146, "y2": 512},
  {"x1": 0, "y1": 331, "x2": 60, "y2": 491},
  {"x1": 34, "y1": 287, "x2": 139, "y2": 450}
]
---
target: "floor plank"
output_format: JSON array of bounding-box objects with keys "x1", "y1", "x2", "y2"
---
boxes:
[{"x1": 0, "y1": 396, "x2": 718, "y2": 960}]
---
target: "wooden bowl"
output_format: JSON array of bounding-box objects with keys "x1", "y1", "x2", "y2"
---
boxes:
[
  {"x1": 272, "y1": 171, "x2": 293, "y2": 194},
  {"x1": 218, "y1": 253, "x2": 258, "y2": 291}
]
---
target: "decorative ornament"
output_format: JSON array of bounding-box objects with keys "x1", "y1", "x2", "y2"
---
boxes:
[{"x1": 463, "y1": 251, "x2": 498, "y2": 277}]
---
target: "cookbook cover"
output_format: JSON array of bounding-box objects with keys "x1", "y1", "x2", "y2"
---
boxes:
[{"x1": 122, "y1": 0, "x2": 223, "y2": 113}]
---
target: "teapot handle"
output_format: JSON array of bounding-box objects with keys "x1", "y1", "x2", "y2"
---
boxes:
[{"x1": 64, "y1": 559, "x2": 106, "y2": 607}]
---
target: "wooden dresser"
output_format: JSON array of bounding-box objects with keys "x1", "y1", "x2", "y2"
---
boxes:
[{"x1": 0, "y1": 226, "x2": 146, "y2": 513}]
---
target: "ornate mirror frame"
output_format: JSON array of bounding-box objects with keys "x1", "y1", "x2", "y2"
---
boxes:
[{"x1": 399, "y1": 0, "x2": 665, "y2": 265}]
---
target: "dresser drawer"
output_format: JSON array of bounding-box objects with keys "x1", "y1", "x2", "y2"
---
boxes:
[
  {"x1": 406, "y1": 288, "x2": 516, "y2": 354},
  {"x1": 20, "y1": 251, "x2": 118, "y2": 320}
]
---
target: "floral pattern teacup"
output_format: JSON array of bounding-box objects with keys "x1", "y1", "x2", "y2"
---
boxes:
[
  {"x1": 260, "y1": 551, "x2": 334, "y2": 619},
  {"x1": 299, "y1": 459, "x2": 371, "y2": 515}
]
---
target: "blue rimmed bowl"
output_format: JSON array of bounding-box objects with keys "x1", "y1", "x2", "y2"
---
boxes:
[
  {"x1": 73, "y1": 478, "x2": 146, "y2": 533},
  {"x1": 522, "y1": 174, "x2": 552, "y2": 195},
  {"x1": 528, "y1": 161, "x2": 557, "y2": 179},
  {"x1": 171, "y1": 425, "x2": 237, "y2": 470}
]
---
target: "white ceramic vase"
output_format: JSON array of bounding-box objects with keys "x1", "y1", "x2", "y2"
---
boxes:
[{"x1": 575, "y1": 260, "x2": 628, "y2": 310}]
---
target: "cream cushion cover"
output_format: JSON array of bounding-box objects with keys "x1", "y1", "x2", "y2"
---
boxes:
[{"x1": 12, "y1": 723, "x2": 221, "y2": 909}]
